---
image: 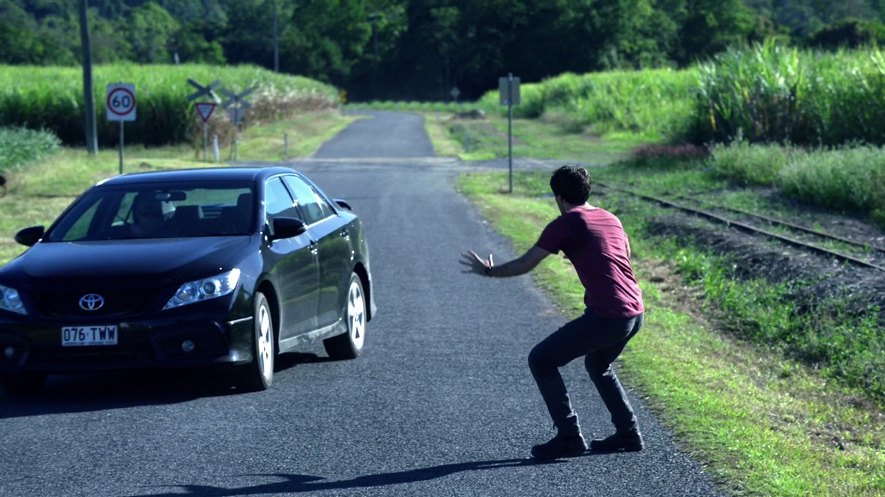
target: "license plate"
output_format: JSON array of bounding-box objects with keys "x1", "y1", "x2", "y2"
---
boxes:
[{"x1": 61, "y1": 326, "x2": 118, "y2": 346}]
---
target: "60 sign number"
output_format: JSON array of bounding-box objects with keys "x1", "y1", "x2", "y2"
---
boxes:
[{"x1": 106, "y1": 84, "x2": 136, "y2": 121}]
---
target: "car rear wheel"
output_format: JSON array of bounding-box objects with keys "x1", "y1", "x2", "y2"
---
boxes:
[
  {"x1": 236, "y1": 292, "x2": 275, "y2": 391},
  {"x1": 0, "y1": 372, "x2": 46, "y2": 396},
  {"x1": 323, "y1": 273, "x2": 366, "y2": 360}
]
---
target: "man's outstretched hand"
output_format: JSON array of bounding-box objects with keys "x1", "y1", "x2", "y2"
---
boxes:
[{"x1": 460, "y1": 250, "x2": 493, "y2": 276}]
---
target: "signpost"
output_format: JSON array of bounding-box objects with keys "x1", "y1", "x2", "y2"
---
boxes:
[
  {"x1": 221, "y1": 87, "x2": 253, "y2": 160},
  {"x1": 106, "y1": 83, "x2": 136, "y2": 174},
  {"x1": 499, "y1": 74, "x2": 520, "y2": 193},
  {"x1": 187, "y1": 79, "x2": 221, "y2": 161}
]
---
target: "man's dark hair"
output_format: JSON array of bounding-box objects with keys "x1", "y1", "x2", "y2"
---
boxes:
[{"x1": 550, "y1": 165, "x2": 591, "y2": 204}]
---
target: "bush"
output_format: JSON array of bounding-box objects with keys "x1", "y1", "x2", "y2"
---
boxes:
[
  {"x1": 707, "y1": 141, "x2": 801, "y2": 185},
  {"x1": 777, "y1": 145, "x2": 885, "y2": 215},
  {"x1": 0, "y1": 127, "x2": 60, "y2": 171}
]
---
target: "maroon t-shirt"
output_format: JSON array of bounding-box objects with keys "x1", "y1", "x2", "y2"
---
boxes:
[{"x1": 536, "y1": 206, "x2": 644, "y2": 318}]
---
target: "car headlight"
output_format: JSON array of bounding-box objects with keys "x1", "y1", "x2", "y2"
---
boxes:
[
  {"x1": 0, "y1": 284, "x2": 26, "y2": 315},
  {"x1": 164, "y1": 268, "x2": 241, "y2": 310}
]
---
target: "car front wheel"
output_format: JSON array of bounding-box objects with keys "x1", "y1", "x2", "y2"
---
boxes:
[
  {"x1": 236, "y1": 291, "x2": 275, "y2": 391},
  {"x1": 323, "y1": 273, "x2": 367, "y2": 360}
]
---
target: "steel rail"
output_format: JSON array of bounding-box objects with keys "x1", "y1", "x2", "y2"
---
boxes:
[
  {"x1": 674, "y1": 194, "x2": 885, "y2": 255},
  {"x1": 595, "y1": 181, "x2": 885, "y2": 273}
]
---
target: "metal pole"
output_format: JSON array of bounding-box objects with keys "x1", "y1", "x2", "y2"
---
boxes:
[
  {"x1": 118, "y1": 122, "x2": 124, "y2": 174},
  {"x1": 79, "y1": 0, "x2": 98, "y2": 154},
  {"x1": 202, "y1": 123, "x2": 208, "y2": 162},
  {"x1": 272, "y1": 0, "x2": 279, "y2": 72},
  {"x1": 508, "y1": 74, "x2": 513, "y2": 194},
  {"x1": 369, "y1": 13, "x2": 380, "y2": 58}
]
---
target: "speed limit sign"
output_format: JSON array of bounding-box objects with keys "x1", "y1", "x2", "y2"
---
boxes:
[{"x1": 106, "y1": 83, "x2": 136, "y2": 122}]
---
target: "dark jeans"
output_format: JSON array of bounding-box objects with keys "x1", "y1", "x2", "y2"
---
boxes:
[{"x1": 528, "y1": 310, "x2": 644, "y2": 436}]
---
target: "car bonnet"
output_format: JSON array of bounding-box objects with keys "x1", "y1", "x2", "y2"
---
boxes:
[{"x1": 3, "y1": 236, "x2": 254, "y2": 286}]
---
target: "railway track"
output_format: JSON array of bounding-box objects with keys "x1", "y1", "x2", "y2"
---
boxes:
[{"x1": 595, "y1": 180, "x2": 885, "y2": 273}]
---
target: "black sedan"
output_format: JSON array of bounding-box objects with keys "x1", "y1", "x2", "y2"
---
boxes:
[{"x1": 0, "y1": 166, "x2": 375, "y2": 394}]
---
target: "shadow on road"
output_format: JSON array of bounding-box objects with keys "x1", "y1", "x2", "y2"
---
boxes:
[
  {"x1": 129, "y1": 458, "x2": 563, "y2": 496},
  {"x1": 0, "y1": 352, "x2": 326, "y2": 418}
]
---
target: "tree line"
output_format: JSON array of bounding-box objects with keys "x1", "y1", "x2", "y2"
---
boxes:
[{"x1": 3, "y1": 0, "x2": 884, "y2": 101}]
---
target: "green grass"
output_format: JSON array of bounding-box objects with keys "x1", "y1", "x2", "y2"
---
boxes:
[
  {"x1": 458, "y1": 171, "x2": 884, "y2": 497},
  {"x1": 230, "y1": 111, "x2": 356, "y2": 161},
  {"x1": 423, "y1": 111, "x2": 647, "y2": 164},
  {"x1": 414, "y1": 101, "x2": 885, "y2": 228}
]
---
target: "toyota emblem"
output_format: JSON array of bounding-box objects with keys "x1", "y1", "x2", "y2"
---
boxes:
[{"x1": 79, "y1": 294, "x2": 105, "y2": 311}]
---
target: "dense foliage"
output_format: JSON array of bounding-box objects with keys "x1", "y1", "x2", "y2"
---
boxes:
[
  {"x1": 694, "y1": 43, "x2": 885, "y2": 147},
  {"x1": 0, "y1": 127, "x2": 60, "y2": 171},
  {"x1": 0, "y1": 64, "x2": 337, "y2": 146},
  {"x1": 3, "y1": 0, "x2": 884, "y2": 101},
  {"x1": 481, "y1": 44, "x2": 885, "y2": 147}
]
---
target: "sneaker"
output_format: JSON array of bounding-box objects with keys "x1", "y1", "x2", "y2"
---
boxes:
[
  {"x1": 530, "y1": 433, "x2": 588, "y2": 460},
  {"x1": 589, "y1": 431, "x2": 644, "y2": 453}
]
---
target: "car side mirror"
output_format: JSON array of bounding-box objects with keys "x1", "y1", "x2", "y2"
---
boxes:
[
  {"x1": 15, "y1": 226, "x2": 45, "y2": 247},
  {"x1": 334, "y1": 199, "x2": 352, "y2": 211},
  {"x1": 270, "y1": 217, "x2": 307, "y2": 240}
]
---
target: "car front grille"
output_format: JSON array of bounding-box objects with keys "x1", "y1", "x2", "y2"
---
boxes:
[
  {"x1": 31, "y1": 288, "x2": 160, "y2": 318},
  {"x1": 28, "y1": 346, "x2": 144, "y2": 366}
]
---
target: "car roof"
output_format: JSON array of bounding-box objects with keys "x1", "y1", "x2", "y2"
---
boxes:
[{"x1": 96, "y1": 166, "x2": 300, "y2": 187}]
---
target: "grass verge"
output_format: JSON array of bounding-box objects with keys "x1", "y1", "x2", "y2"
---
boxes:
[{"x1": 458, "y1": 171, "x2": 884, "y2": 497}]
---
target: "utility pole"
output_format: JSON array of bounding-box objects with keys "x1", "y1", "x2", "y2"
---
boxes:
[
  {"x1": 272, "y1": 0, "x2": 279, "y2": 72},
  {"x1": 79, "y1": 0, "x2": 98, "y2": 154},
  {"x1": 368, "y1": 13, "x2": 381, "y2": 58}
]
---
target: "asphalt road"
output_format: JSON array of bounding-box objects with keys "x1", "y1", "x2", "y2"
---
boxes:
[{"x1": 0, "y1": 111, "x2": 725, "y2": 497}]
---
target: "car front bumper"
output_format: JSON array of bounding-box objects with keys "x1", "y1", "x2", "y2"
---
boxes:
[{"x1": 0, "y1": 314, "x2": 255, "y2": 374}]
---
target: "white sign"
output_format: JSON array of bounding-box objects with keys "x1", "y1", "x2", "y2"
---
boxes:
[{"x1": 106, "y1": 83, "x2": 136, "y2": 121}]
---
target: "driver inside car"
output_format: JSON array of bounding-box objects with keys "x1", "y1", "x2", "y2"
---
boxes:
[{"x1": 128, "y1": 194, "x2": 173, "y2": 238}]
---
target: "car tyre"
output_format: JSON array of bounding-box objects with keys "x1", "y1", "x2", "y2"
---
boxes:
[
  {"x1": 0, "y1": 372, "x2": 47, "y2": 396},
  {"x1": 237, "y1": 292, "x2": 275, "y2": 391},
  {"x1": 323, "y1": 273, "x2": 367, "y2": 360}
]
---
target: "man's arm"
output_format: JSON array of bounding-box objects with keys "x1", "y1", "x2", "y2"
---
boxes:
[
  {"x1": 489, "y1": 245, "x2": 551, "y2": 277},
  {"x1": 460, "y1": 246, "x2": 552, "y2": 277}
]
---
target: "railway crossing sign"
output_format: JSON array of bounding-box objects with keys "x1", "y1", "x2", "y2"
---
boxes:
[
  {"x1": 187, "y1": 78, "x2": 222, "y2": 162},
  {"x1": 221, "y1": 87, "x2": 254, "y2": 160},
  {"x1": 106, "y1": 83, "x2": 136, "y2": 122},
  {"x1": 221, "y1": 87, "x2": 253, "y2": 127},
  {"x1": 186, "y1": 79, "x2": 221, "y2": 103}
]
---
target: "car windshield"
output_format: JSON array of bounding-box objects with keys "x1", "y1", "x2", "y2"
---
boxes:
[{"x1": 45, "y1": 184, "x2": 256, "y2": 241}]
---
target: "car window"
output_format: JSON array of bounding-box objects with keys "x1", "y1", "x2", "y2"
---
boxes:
[
  {"x1": 265, "y1": 177, "x2": 298, "y2": 219},
  {"x1": 46, "y1": 184, "x2": 254, "y2": 241},
  {"x1": 282, "y1": 175, "x2": 333, "y2": 225}
]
